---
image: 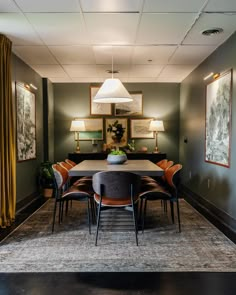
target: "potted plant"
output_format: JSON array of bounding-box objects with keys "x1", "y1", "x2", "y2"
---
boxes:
[
  {"x1": 107, "y1": 149, "x2": 127, "y2": 164},
  {"x1": 38, "y1": 161, "x2": 55, "y2": 197}
]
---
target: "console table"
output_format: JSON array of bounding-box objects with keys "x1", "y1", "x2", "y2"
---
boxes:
[{"x1": 68, "y1": 152, "x2": 166, "y2": 164}]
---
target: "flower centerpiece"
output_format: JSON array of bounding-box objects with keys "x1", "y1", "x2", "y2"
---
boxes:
[
  {"x1": 107, "y1": 149, "x2": 127, "y2": 164},
  {"x1": 107, "y1": 120, "x2": 126, "y2": 143}
]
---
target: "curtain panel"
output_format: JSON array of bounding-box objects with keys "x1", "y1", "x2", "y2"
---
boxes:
[{"x1": 0, "y1": 34, "x2": 16, "y2": 227}]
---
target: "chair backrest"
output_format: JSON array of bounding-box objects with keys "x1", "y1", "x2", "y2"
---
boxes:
[
  {"x1": 52, "y1": 163, "x2": 68, "y2": 190},
  {"x1": 58, "y1": 161, "x2": 72, "y2": 171},
  {"x1": 92, "y1": 171, "x2": 141, "y2": 200},
  {"x1": 65, "y1": 159, "x2": 76, "y2": 167},
  {"x1": 165, "y1": 164, "x2": 182, "y2": 190},
  {"x1": 156, "y1": 159, "x2": 168, "y2": 168},
  {"x1": 162, "y1": 160, "x2": 174, "y2": 181}
]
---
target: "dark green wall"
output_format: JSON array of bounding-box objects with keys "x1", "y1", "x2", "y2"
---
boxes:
[
  {"x1": 12, "y1": 54, "x2": 44, "y2": 203},
  {"x1": 180, "y1": 32, "x2": 236, "y2": 220},
  {"x1": 53, "y1": 83, "x2": 180, "y2": 163}
]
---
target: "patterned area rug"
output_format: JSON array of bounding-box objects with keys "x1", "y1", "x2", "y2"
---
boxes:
[{"x1": 0, "y1": 199, "x2": 236, "y2": 272}]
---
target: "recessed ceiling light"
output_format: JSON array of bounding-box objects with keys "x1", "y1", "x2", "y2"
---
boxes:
[{"x1": 201, "y1": 28, "x2": 223, "y2": 36}]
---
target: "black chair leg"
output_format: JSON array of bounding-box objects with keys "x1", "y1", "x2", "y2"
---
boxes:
[
  {"x1": 176, "y1": 199, "x2": 181, "y2": 233},
  {"x1": 52, "y1": 199, "x2": 57, "y2": 233},
  {"x1": 139, "y1": 198, "x2": 143, "y2": 226},
  {"x1": 95, "y1": 201, "x2": 102, "y2": 246},
  {"x1": 170, "y1": 201, "x2": 175, "y2": 224},
  {"x1": 142, "y1": 199, "x2": 147, "y2": 233},
  {"x1": 87, "y1": 199, "x2": 91, "y2": 234}
]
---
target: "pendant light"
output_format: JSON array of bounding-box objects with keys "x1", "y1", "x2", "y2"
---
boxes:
[{"x1": 93, "y1": 48, "x2": 132, "y2": 103}]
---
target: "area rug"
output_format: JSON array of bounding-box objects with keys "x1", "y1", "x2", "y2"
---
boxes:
[{"x1": 0, "y1": 199, "x2": 236, "y2": 272}]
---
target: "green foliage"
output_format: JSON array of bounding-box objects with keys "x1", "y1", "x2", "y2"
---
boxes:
[
  {"x1": 39, "y1": 161, "x2": 54, "y2": 188},
  {"x1": 109, "y1": 150, "x2": 126, "y2": 155}
]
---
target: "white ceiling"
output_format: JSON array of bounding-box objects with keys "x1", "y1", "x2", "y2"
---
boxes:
[{"x1": 1, "y1": 0, "x2": 236, "y2": 83}]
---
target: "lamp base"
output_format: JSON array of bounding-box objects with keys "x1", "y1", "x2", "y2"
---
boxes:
[{"x1": 153, "y1": 147, "x2": 160, "y2": 153}]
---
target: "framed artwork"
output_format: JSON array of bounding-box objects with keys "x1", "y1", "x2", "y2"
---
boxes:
[
  {"x1": 106, "y1": 118, "x2": 128, "y2": 146},
  {"x1": 130, "y1": 118, "x2": 154, "y2": 139},
  {"x1": 76, "y1": 118, "x2": 103, "y2": 140},
  {"x1": 90, "y1": 86, "x2": 112, "y2": 115},
  {"x1": 16, "y1": 82, "x2": 36, "y2": 161},
  {"x1": 205, "y1": 69, "x2": 232, "y2": 167},
  {"x1": 115, "y1": 92, "x2": 143, "y2": 116}
]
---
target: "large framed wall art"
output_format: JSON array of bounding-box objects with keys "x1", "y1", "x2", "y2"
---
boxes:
[
  {"x1": 130, "y1": 118, "x2": 154, "y2": 138},
  {"x1": 78, "y1": 118, "x2": 103, "y2": 140},
  {"x1": 205, "y1": 69, "x2": 232, "y2": 167},
  {"x1": 115, "y1": 92, "x2": 143, "y2": 116},
  {"x1": 90, "y1": 86, "x2": 112, "y2": 115},
  {"x1": 16, "y1": 82, "x2": 36, "y2": 161}
]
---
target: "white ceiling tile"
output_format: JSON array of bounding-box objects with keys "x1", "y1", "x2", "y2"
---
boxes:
[
  {"x1": 63, "y1": 65, "x2": 98, "y2": 77},
  {"x1": 136, "y1": 13, "x2": 197, "y2": 44},
  {"x1": 159, "y1": 65, "x2": 196, "y2": 79},
  {"x1": 132, "y1": 46, "x2": 177, "y2": 64},
  {"x1": 129, "y1": 65, "x2": 164, "y2": 77},
  {"x1": 30, "y1": 65, "x2": 68, "y2": 77},
  {"x1": 204, "y1": 0, "x2": 236, "y2": 12},
  {"x1": 156, "y1": 77, "x2": 181, "y2": 82},
  {"x1": 71, "y1": 77, "x2": 103, "y2": 83},
  {"x1": 49, "y1": 46, "x2": 95, "y2": 64},
  {"x1": 80, "y1": 0, "x2": 143, "y2": 12},
  {"x1": 169, "y1": 45, "x2": 217, "y2": 65},
  {"x1": 183, "y1": 13, "x2": 236, "y2": 45},
  {"x1": 143, "y1": 0, "x2": 206, "y2": 12},
  {"x1": 0, "y1": 0, "x2": 20, "y2": 12},
  {"x1": 49, "y1": 77, "x2": 73, "y2": 83},
  {"x1": 0, "y1": 13, "x2": 43, "y2": 45},
  {"x1": 93, "y1": 46, "x2": 132, "y2": 64},
  {"x1": 84, "y1": 13, "x2": 139, "y2": 44},
  {"x1": 26, "y1": 13, "x2": 88, "y2": 45},
  {"x1": 13, "y1": 46, "x2": 58, "y2": 65},
  {"x1": 14, "y1": 0, "x2": 80, "y2": 12},
  {"x1": 127, "y1": 77, "x2": 156, "y2": 82}
]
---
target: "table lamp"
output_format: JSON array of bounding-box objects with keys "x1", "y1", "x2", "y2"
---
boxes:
[
  {"x1": 70, "y1": 120, "x2": 85, "y2": 153},
  {"x1": 149, "y1": 120, "x2": 165, "y2": 153}
]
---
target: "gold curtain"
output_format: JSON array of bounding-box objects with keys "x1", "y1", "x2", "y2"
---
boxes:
[{"x1": 0, "y1": 34, "x2": 16, "y2": 227}]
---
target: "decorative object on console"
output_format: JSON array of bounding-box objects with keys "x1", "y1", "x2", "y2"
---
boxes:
[
  {"x1": 70, "y1": 120, "x2": 85, "y2": 153},
  {"x1": 149, "y1": 120, "x2": 165, "y2": 153},
  {"x1": 107, "y1": 150, "x2": 127, "y2": 164}
]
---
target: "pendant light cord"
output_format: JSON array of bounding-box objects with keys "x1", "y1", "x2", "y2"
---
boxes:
[{"x1": 111, "y1": 47, "x2": 113, "y2": 79}]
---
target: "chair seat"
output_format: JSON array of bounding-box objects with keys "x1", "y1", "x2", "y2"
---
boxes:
[
  {"x1": 62, "y1": 185, "x2": 91, "y2": 199},
  {"x1": 139, "y1": 183, "x2": 172, "y2": 200},
  {"x1": 94, "y1": 193, "x2": 138, "y2": 207}
]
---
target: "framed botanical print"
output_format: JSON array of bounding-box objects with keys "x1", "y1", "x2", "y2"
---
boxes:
[
  {"x1": 205, "y1": 69, "x2": 232, "y2": 167},
  {"x1": 75, "y1": 118, "x2": 103, "y2": 140},
  {"x1": 115, "y1": 92, "x2": 143, "y2": 116},
  {"x1": 105, "y1": 118, "x2": 128, "y2": 146},
  {"x1": 130, "y1": 118, "x2": 154, "y2": 139},
  {"x1": 90, "y1": 86, "x2": 112, "y2": 115},
  {"x1": 16, "y1": 82, "x2": 36, "y2": 161}
]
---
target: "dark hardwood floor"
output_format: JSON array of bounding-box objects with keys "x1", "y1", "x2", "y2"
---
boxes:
[{"x1": 0, "y1": 273, "x2": 236, "y2": 295}]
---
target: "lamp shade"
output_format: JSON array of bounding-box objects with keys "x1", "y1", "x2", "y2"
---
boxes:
[
  {"x1": 93, "y1": 78, "x2": 132, "y2": 103},
  {"x1": 149, "y1": 120, "x2": 165, "y2": 132},
  {"x1": 70, "y1": 120, "x2": 85, "y2": 131}
]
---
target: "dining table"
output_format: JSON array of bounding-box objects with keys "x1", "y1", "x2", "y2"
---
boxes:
[{"x1": 68, "y1": 159, "x2": 164, "y2": 177}]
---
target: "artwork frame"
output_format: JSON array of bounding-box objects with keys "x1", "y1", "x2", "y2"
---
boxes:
[
  {"x1": 115, "y1": 91, "x2": 143, "y2": 116},
  {"x1": 130, "y1": 118, "x2": 154, "y2": 139},
  {"x1": 90, "y1": 85, "x2": 112, "y2": 115},
  {"x1": 75, "y1": 118, "x2": 103, "y2": 140},
  {"x1": 16, "y1": 82, "x2": 36, "y2": 162},
  {"x1": 205, "y1": 69, "x2": 232, "y2": 167},
  {"x1": 105, "y1": 118, "x2": 128, "y2": 146}
]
